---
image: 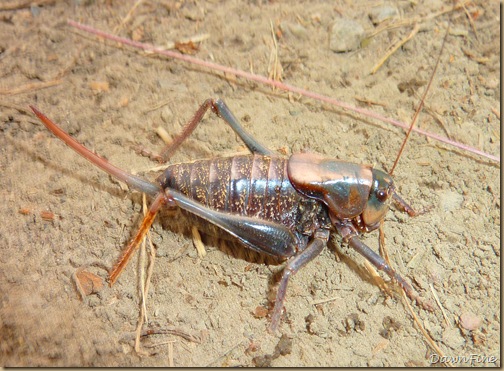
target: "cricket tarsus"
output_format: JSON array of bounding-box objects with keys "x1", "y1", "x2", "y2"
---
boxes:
[
  {"x1": 32, "y1": 98, "x2": 431, "y2": 333},
  {"x1": 392, "y1": 193, "x2": 417, "y2": 217}
]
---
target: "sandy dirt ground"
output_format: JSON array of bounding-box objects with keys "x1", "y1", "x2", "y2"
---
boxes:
[{"x1": 0, "y1": 0, "x2": 500, "y2": 367}]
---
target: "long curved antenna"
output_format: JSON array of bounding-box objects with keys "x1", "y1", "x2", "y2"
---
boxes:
[{"x1": 389, "y1": 21, "x2": 451, "y2": 175}]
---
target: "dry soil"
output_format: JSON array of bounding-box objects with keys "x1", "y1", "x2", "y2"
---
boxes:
[{"x1": 0, "y1": 0, "x2": 500, "y2": 367}]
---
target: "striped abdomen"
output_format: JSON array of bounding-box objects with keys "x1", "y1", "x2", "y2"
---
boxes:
[{"x1": 157, "y1": 154, "x2": 307, "y2": 231}]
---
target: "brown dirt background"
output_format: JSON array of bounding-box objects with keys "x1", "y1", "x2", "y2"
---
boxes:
[{"x1": 0, "y1": 0, "x2": 500, "y2": 367}]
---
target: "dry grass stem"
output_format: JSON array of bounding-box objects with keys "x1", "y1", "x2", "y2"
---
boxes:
[
  {"x1": 162, "y1": 33, "x2": 211, "y2": 51},
  {"x1": 0, "y1": 79, "x2": 62, "y2": 95},
  {"x1": 371, "y1": 24, "x2": 419, "y2": 75},
  {"x1": 430, "y1": 283, "x2": 450, "y2": 326},
  {"x1": 133, "y1": 193, "x2": 157, "y2": 354},
  {"x1": 114, "y1": 0, "x2": 144, "y2": 34},
  {"x1": 192, "y1": 226, "x2": 207, "y2": 258},
  {"x1": 402, "y1": 291, "x2": 452, "y2": 367},
  {"x1": 267, "y1": 20, "x2": 282, "y2": 83},
  {"x1": 156, "y1": 126, "x2": 172, "y2": 145}
]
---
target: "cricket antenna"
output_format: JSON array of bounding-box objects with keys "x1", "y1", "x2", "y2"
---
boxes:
[{"x1": 389, "y1": 19, "x2": 452, "y2": 176}]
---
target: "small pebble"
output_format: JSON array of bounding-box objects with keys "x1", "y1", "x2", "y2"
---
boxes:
[
  {"x1": 368, "y1": 6, "x2": 398, "y2": 25},
  {"x1": 438, "y1": 190, "x2": 464, "y2": 212},
  {"x1": 30, "y1": 5, "x2": 41, "y2": 17},
  {"x1": 442, "y1": 327, "x2": 466, "y2": 350},
  {"x1": 460, "y1": 312, "x2": 482, "y2": 331},
  {"x1": 280, "y1": 21, "x2": 308, "y2": 40},
  {"x1": 329, "y1": 18, "x2": 365, "y2": 53}
]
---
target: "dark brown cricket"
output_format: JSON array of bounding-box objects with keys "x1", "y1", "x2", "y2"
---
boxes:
[{"x1": 30, "y1": 98, "x2": 432, "y2": 332}]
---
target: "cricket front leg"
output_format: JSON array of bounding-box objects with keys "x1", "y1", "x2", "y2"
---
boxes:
[{"x1": 335, "y1": 221, "x2": 433, "y2": 311}]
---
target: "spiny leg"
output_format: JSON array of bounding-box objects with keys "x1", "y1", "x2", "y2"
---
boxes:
[
  {"x1": 157, "y1": 98, "x2": 274, "y2": 162},
  {"x1": 29, "y1": 106, "x2": 173, "y2": 285},
  {"x1": 392, "y1": 192, "x2": 433, "y2": 217},
  {"x1": 269, "y1": 229, "x2": 329, "y2": 333},
  {"x1": 157, "y1": 99, "x2": 213, "y2": 161},
  {"x1": 109, "y1": 192, "x2": 174, "y2": 285},
  {"x1": 392, "y1": 193, "x2": 417, "y2": 217},
  {"x1": 211, "y1": 99, "x2": 274, "y2": 155},
  {"x1": 335, "y1": 222, "x2": 434, "y2": 311}
]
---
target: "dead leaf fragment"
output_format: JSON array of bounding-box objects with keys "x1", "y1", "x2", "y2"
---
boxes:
[
  {"x1": 40, "y1": 210, "x2": 55, "y2": 221},
  {"x1": 88, "y1": 81, "x2": 110, "y2": 92},
  {"x1": 76, "y1": 270, "x2": 104, "y2": 296},
  {"x1": 175, "y1": 40, "x2": 199, "y2": 54},
  {"x1": 253, "y1": 306, "x2": 269, "y2": 318}
]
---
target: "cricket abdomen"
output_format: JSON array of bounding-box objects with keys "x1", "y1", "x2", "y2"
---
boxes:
[{"x1": 157, "y1": 154, "x2": 320, "y2": 232}]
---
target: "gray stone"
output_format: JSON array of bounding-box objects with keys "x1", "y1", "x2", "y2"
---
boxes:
[
  {"x1": 329, "y1": 19, "x2": 365, "y2": 53},
  {"x1": 369, "y1": 6, "x2": 398, "y2": 25}
]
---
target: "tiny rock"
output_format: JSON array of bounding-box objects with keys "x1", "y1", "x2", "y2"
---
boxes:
[
  {"x1": 89, "y1": 81, "x2": 109, "y2": 92},
  {"x1": 280, "y1": 21, "x2": 308, "y2": 40},
  {"x1": 369, "y1": 6, "x2": 398, "y2": 25},
  {"x1": 459, "y1": 312, "x2": 482, "y2": 331},
  {"x1": 438, "y1": 190, "x2": 464, "y2": 212},
  {"x1": 329, "y1": 18, "x2": 365, "y2": 53}
]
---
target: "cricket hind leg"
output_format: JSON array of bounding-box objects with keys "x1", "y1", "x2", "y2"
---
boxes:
[
  {"x1": 159, "y1": 189, "x2": 329, "y2": 332},
  {"x1": 108, "y1": 192, "x2": 176, "y2": 285},
  {"x1": 151, "y1": 98, "x2": 274, "y2": 162},
  {"x1": 29, "y1": 106, "x2": 174, "y2": 285}
]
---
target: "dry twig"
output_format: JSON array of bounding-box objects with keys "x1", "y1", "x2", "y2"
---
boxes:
[
  {"x1": 66, "y1": 20, "x2": 499, "y2": 162},
  {"x1": 402, "y1": 291, "x2": 452, "y2": 367},
  {"x1": 0, "y1": 79, "x2": 62, "y2": 95},
  {"x1": 0, "y1": 0, "x2": 55, "y2": 11},
  {"x1": 114, "y1": 0, "x2": 144, "y2": 34},
  {"x1": 371, "y1": 24, "x2": 419, "y2": 74}
]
